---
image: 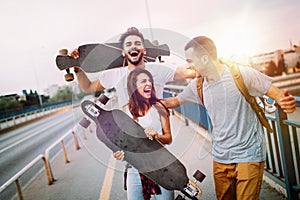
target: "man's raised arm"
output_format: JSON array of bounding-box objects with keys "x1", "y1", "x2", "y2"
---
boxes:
[{"x1": 69, "y1": 49, "x2": 105, "y2": 93}]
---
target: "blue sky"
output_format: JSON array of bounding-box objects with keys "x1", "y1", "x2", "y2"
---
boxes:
[{"x1": 0, "y1": 0, "x2": 299, "y2": 95}]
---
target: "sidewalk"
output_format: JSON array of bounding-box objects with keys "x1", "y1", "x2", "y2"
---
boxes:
[{"x1": 19, "y1": 114, "x2": 287, "y2": 200}]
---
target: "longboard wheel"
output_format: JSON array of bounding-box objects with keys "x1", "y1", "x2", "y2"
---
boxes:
[
  {"x1": 65, "y1": 73, "x2": 74, "y2": 82},
  {"x1": 193, "y1": 170, "x2": 206, "y2": 182},
  {"x1": 59, "y1": 49, "x2": 68, "y2": 55},
  {"x1": 98, "y1": 94, "x2": 109, "y2": 105},
  {"x1": 79, "y1": 117, "x2": 91, "y2": 128}
]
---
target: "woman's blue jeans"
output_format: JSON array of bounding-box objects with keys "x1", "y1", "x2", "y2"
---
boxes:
[{"x1": 126, "y1": 167, "x2": 174, "y2": 200}]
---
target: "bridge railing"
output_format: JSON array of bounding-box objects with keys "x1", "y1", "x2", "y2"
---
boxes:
[
  {"x1": 0, "y1": 101, "x2": 72, "y2": 131},
  {"x1": 264, "y1": 108, "x2": 300, "y2": 199},
  {"x1": 0, "y1": 154, "x2": 45, "y2": 200},
  {"x1": 44, "y1": 129, "x2": 80, "y2": 185},
  {"x1": 163, "y1": 85, "x2": 300, "y2": 200},
  {"x1": 0, "y1": 126, "x2": 81, "y2": 200}
]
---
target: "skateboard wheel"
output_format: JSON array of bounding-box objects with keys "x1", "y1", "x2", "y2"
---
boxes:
[
  {"x1": 99, "y1": 94, "x2": 109, "y2": 105},
  {"x1": 193, "y1": 170, "x2": 206, "y2": 182},
  {"x1": 65, "y1": 73, "x2": 74, "y2": 82},
  {"x1": 79, "y1": 117, "x2": 91, "y2": 128},
  {"x1": 59, "y1": 49, "x2": 68, "y2": 55}
]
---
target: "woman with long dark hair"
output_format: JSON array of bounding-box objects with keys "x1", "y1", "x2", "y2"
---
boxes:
[{"x1": 114, "y1": 68, "x2": 173, "y2": 200}]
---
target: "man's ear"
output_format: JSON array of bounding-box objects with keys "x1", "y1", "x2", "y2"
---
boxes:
[
  {"x1": 201, "y1": 55, "x2": 209, "y2": 64},
  {"x1": 143, "y1": 49, "x2": 147, "y2": 55}
]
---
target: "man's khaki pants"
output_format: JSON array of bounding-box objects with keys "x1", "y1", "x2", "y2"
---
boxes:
[{"x1": 213, "y1": 161, "x2": 265, "y2": 200}]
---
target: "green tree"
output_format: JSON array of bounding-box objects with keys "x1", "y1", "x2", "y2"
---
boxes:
[
  {"x1": 0, "y1": 95, "x2": 23, "y2": 116},
  {"x1": 48, "y1": 86, "x2": 73, "y2": 103}
]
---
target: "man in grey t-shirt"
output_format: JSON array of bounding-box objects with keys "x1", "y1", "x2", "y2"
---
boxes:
[{"x1": 163, "y1": 36, "x2": 296, "y2": 200}]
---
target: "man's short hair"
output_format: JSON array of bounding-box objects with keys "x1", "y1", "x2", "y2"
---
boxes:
[
  {"x1": 119, "y1": 27, "x2": 145, "y2": 46},
  {"x1": 184, "y1": 36, "x2": 218, "y2": 60}
]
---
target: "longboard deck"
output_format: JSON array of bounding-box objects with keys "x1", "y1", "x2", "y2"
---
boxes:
[
  {"x1": 81, "y1": 100, "x2": 189, "y2": 191},
  {"x1": 56, "y1": 39, "x2": 170, "y2": 73}
]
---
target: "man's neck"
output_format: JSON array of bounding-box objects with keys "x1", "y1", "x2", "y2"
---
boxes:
[
  {"x1": 205, "y1": 61, "x2": 224, "y2": 82},
  {"x1": 128, "y1": 61, "x2": 145, "y2": 71}
]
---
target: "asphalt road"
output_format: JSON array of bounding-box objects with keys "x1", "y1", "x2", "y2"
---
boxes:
[{"x1": 0, "y1": 107, "x2": 82, "y2": 200}]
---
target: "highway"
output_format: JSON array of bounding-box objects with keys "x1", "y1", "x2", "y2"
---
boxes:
[{"x1": 0, "y1": 107, "x2": 82, "y2": 200}]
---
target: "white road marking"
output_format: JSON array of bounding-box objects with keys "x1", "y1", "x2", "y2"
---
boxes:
[
  {"x1": 0, "y1": 115, "x2": 71, "y2": 154},
  {"x1": 99, "y1": 154, "x2": 116, "y2": 200}
]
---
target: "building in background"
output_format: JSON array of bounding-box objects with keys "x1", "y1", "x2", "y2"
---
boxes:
[{"x1": 250, "y1": 43, "x2": 300, "y2": 77}]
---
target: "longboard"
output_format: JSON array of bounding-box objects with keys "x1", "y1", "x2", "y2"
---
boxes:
[
  {"x1": 80, "y1": 96, "x2": 206, "y2": 200},
  {"x1": 56, "y1": 39, "x2": 170, "y2": 81}
]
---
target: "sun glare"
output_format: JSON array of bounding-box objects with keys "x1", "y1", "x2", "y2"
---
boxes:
[{"x1": 217, "y1": 20, "x2": 261, "y2": 64}]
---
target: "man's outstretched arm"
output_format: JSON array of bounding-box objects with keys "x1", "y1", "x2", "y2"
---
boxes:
[
  {"x1": 173, "y1": 67, "x2": 198, "y2": 80},
  {"x1": 161, "y1": 96, "x2": 183, "y2": 109}
]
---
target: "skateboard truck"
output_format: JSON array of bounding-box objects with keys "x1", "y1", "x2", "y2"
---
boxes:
[
  {"x1": 79, "y1": 94, "x2": 109, "y2": 128},
  {"x1": 177, "y1": 170, "x2": 206, "y2": 200},
  {"x1": 58, "y1": 49, "x2": 75, "y2": 82},
  {"x1": 183, "y1": 181, "x2": 199, "y2": 198}
]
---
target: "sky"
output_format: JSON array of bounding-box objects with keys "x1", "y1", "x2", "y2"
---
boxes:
[{"x1": 0, "y1": 0, "x2": 299, "y2": 96}]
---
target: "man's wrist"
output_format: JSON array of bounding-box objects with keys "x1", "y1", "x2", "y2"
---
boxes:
[{"x1": 74, "y1": 68, "x2": 83, "y2": 73}]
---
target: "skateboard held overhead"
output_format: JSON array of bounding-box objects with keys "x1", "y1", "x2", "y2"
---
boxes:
[
  {"x1": 56, "y1": 39, "x2": 170, "y2": 81},
  {"x1": 80, "y1": 95, "x2": 206, "y2": 200}
]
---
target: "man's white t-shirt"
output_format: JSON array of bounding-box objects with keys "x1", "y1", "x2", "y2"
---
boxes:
[{"x1": 98, "y1": 62, "x2": 176, "y2": 107}]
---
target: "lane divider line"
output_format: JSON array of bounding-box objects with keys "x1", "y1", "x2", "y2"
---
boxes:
[
  {"x1": 0, "y1": 115, "x2": 71, "y2": 154},
  {"x1": 99, "y1": 154, "x2": 116, "y2": 200}
]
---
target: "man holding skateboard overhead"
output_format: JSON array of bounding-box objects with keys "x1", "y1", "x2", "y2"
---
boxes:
[
  {"x1": 162, "y1": 36, "x2": 296, "y2": 200},
  {"x1": 68, "y1": 27, "x2": 196, "y2": 108},
  {"x1": 63, "y1": 27, "x2": 197, "y2": 199}
]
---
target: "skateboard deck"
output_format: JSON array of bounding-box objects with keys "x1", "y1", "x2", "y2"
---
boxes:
[
  {"x1": 56, "y1": 39, "x2": 170, "y2": 73},
  {"x1": 80, "y1": 97, "x2": 205, "y2": 200}
]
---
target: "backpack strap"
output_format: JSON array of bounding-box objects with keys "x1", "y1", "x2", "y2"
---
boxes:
[
  {"x1": 195, "y1": 60, "x2": 274, "y2": 133},
  {"x1": 196, "y1": 76, "x2": 204, "y2": 105},
  {"x1": 225, "y1": 62, "x2": 274, "y2": 133}
]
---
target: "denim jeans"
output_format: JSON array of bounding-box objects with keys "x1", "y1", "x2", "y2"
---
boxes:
[{"x1": 127, "y1": 167, "x2": 174, "y2": 200}]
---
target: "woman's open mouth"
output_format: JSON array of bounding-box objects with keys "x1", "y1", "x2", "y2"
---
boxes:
[{"x1": 144, "y1": 88, "x2": 151, "y2": 96}]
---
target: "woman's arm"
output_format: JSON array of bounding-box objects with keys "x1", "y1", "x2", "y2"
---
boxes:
[
  {"x1": 144, "y1": 103, "x2": 172, "y2": 144},
  {"x1": 158, "y1": 111, "x2": 172, "y2": 144}
]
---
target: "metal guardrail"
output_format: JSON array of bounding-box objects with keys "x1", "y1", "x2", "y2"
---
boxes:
[
  {"x1": 0, "y1": 103, "x2": 72, "y2": 131},
  {"x1": 0, "y1": 154, "x2": 45, "y2": 200},
  {"x1": 163, "y1": 85, "x2": 300, "y2": 200},
  {"x1": 0, "y1": 101, "x2": 72, "y2": 121},
  {"x1": 264, "y1": 110, "x2": 300, "y2": 200},
  {"x1": 0, "y1": 126, "x2": 81, "y2": 199},
  {"x1": 44, "y1": 129, "x2": 80, "y2": 185}
]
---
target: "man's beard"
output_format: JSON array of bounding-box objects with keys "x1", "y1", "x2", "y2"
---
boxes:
[{"x1": 126, "y1": 52, "x2": 144, "y2": 65}]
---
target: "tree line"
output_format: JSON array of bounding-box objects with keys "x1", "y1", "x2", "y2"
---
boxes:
[{"x1": 0, "y1": 85, "x2": 85, "y2": 118}]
